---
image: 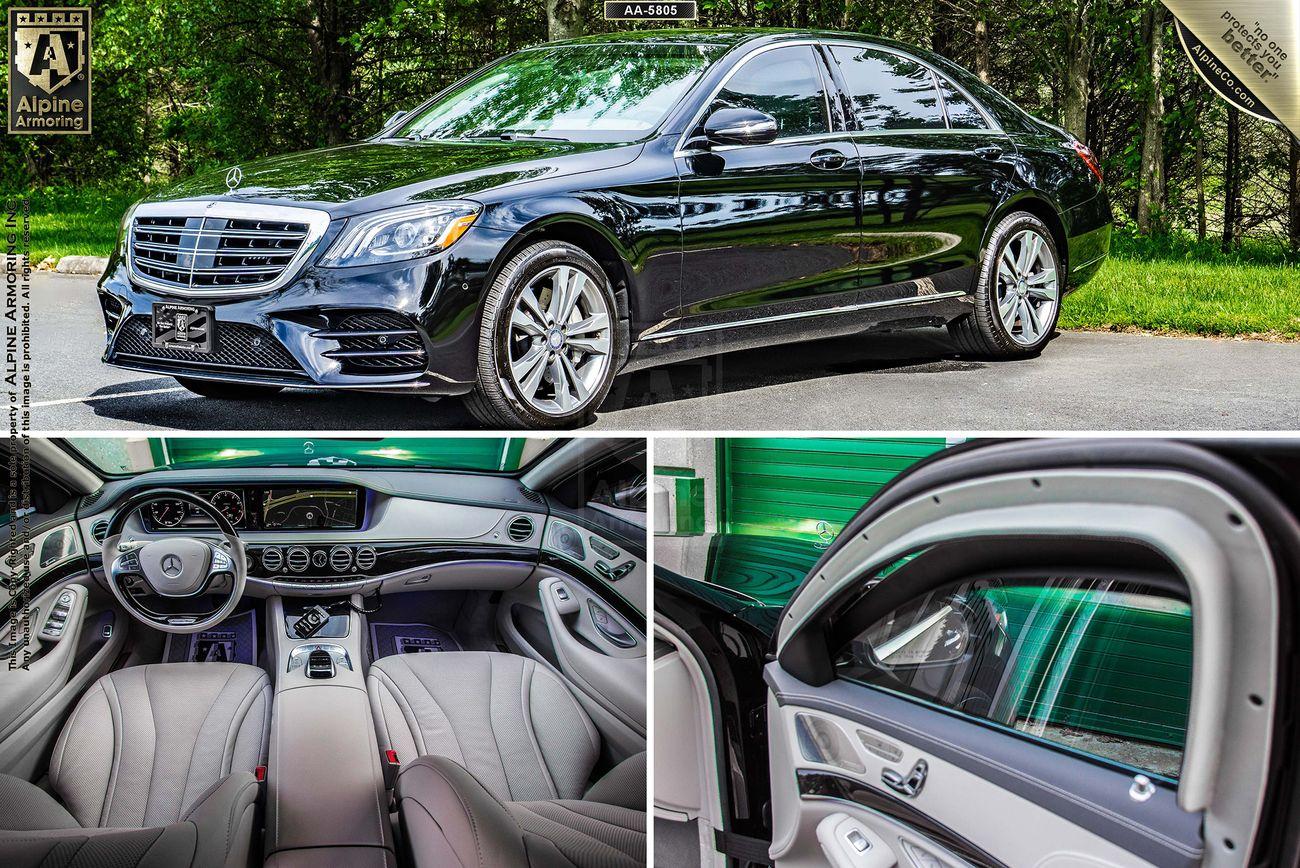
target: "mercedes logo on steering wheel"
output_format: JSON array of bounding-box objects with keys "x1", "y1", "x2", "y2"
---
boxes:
[{"x1": 161, "y1": 554, "x2": 184, "y2": 577}]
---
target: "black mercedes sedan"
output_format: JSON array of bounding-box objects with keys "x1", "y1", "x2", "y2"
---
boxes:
[{"x1": 98, "y1": 29, "x2": 1111, "y2": 428}]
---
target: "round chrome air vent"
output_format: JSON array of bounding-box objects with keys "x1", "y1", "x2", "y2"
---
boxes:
[
  {"x1": 261, "y1": 546, "x2": 284, "y2": 572},
  {"x1": 90, "y1": 520, "x2": 109, "y2": 544},
  {"x1": 355, "y1": 546, "x2": 377, "y2": 571},
  {"x1": 329, "y1": 545, "x2": 353, "y2": 573},
  {"x1": 286, "y1": 546, "x2": 310, "y2": 573},
  {"x1": 507, "y1": 516, "x2": 534, "y2": 543}
]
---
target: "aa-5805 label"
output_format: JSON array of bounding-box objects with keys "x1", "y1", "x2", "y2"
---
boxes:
[{"x1": 603, "y1": 2, "x2": 697, "y2": 20}]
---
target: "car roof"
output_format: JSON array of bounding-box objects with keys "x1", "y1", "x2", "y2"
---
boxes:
[{"x1": 546, "y1": 27, "x2": 912, "y2": 51}]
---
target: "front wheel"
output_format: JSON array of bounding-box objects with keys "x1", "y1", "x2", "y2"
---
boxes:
[
  {"x1": 175, "y1": 377, "x2": 284, "y2": 400},
  {"x1": 949, "y1": 212, "x2": 1062, "y2": 357},
  {"x1": 465, "y1": 241, "x2": 623, "y2": 429}
]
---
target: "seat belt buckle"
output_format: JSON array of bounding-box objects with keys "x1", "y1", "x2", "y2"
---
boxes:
[
  {"x1": 382, "y1": 749, "x2": 400, "y2": 790},
  {"x1": 254, "y1": 765, "x2": 267, "y2": 797}
]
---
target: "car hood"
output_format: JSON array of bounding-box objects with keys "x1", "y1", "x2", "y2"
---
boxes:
[{"x1": 149, "y1": 138, "x2": 642, "y2": 215}]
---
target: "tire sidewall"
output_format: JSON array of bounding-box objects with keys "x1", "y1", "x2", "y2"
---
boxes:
[
  {"x1": 981, "y1": 213, "x2": 1061, "y2": 353},
  {"x1": 484, "y1": 243, "x2": 624, "y2": 428}
]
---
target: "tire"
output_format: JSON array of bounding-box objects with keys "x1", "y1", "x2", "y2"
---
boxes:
[
  {"x1": 175, "y1": 377, "x2": 284, "y2": 399},
  {"x1": 465, "y1": 241, "x2": 625, "y2": 429},
  {"x1": 949, "y1": 211, "x2": 1062, "y2": 358}
]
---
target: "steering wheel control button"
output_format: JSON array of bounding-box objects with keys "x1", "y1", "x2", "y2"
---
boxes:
[{"x1": 587, "y1": 600, "x2": 636, "y2": 648}]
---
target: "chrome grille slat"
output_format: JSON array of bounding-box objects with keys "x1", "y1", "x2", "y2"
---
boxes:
[{"x1": 127, "y1": 202, "x2": 331, "y2": 296}]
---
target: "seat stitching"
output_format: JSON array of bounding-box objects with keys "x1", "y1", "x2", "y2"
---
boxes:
[
  {"x1": 218, "y1": 675, "x2": 267, "y2": 777},
  {"x1": 519, "y1": 660, "x2": 559, "y2": 800},
  {"x1": 178, "y1": 666, "x2": 239, "y2": 821},
  {"x1": 402, "y1": 794, "x2": 470, "y2": 868},
  {"x1": 423, "y1": 761, "x2": 493, "y2": 868},
  {"x1": 409, "y1": 660, "x2": 466, "y2": 764},
  {"x1": 222, "y1": 780, "x2": 258, "y2": 858},
  {"x1": 50, "y1": 681, "x2": 97, "y2": 795},
  {"x1": 483, "y1": 654, "x2": 513, "y2": 799},
  {"x1": 373, "y1": 668, "x2": 427, "y2": 757},
  {"x1": 101, "y1": 676, "x2": 127, "y2": 828},
  {"x1": 137, "y1": 823, "x2": 181, "y2": 866},
  {"x1": 511, "y1": 802, "x2": 640, "y2": 862},
  {"x1": 528, "y1": 800, "x2": 642, "y2": 835}
]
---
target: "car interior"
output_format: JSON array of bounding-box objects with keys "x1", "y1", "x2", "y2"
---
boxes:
[{"x1": 0, "y1": 436, "x2": 648, "y2": 868}]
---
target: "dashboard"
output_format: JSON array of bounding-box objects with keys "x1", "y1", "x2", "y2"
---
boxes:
[{"x1": 140, "y1": 485, "x2": 365, "y2": 532}]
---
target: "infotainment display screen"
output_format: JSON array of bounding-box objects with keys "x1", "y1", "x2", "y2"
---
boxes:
[{"x1": 261, "y1": 488, "x2": 360, "y2": 530}]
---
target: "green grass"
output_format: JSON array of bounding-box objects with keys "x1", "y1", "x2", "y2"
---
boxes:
[
  {"x1": 10, "y1": 187, "x2": 141, "y2": 263},
  {"x1": 1061, "y1": 230, "x2": 1300, "y2": 340},
  {"x1": 13, "y1": 188, "x2": 1300, "y2": 340}
]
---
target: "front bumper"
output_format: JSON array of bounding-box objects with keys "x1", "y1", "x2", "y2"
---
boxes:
[{"x1": 99, "y1": 224, "x2": 510, "y2": 396}]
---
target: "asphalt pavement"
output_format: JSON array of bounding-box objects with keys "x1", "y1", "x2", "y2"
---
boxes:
[{"x1": 31, "y1": 272, "x2": 1300, "y2": 431}]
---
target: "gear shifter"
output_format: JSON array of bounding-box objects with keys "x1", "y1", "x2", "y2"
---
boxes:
[{"x1": 305, "y1": 648, "x2": 335, "y2": 679}]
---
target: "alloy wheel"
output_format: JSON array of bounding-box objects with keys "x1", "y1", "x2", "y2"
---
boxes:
[
  {"x1": 505, "y1": 264, "x2": 612, "y2": 416},
  {"x1": 995, "y1": 228, "x2": 1058, "y2": 347}
]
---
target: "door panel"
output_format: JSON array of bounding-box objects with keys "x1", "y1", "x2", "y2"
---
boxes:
[
  {"x1": 676, "y1": 44, "x2": 861, "y2": 331},
  {"x1": 769, "y1": 448, "x2": 1286, "y2": 868},
  {"x1": 767, "y1": 668, "x2": 1200, "y2": 867}
]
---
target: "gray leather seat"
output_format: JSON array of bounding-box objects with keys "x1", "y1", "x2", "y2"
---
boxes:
[
  {"x1": 367, "y1": 651, "x2": 645, "y2": 867},
  {"x1": 0, "y1": 662, "x2": 272, "y2": 868}
]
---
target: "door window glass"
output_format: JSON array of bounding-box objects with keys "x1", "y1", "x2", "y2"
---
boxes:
[
  {"x1": 937, "y1": 75, "x2": 989, "y2": 129},
  {"x1": 711, "y1": 45, "x2": 829, "y2": 139},
  {"x1": 837, "y1": 575, "x2": 1192, "y2": 779},
  {"x1": 829, "y1": 46, "x2": 945, "y2": 131}
]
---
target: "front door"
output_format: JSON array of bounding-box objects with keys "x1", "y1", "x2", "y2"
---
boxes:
[
  {"x1": 675, "y1": 44, "x2": 861, "y2": 337},
  {"x1": 765, "y1": 441, "x2": 1282, "y2": 867}
]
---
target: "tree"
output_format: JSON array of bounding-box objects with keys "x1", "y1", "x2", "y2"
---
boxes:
[{"x1": 1135, "y1": 0, "x2": 1164, "y2": 232}]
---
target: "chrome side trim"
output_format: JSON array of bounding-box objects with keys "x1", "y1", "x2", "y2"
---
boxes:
[
  {"x1": 642, "y1": 290, "x2": 966, "y2": 341},
  {"x1": 126, "y1": 200, "x2": 332, "y2": 298}
]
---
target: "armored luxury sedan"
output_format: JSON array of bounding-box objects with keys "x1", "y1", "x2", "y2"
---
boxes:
[{"x1": 99, "y1": 29, "x2": 1111, "y2": 428}]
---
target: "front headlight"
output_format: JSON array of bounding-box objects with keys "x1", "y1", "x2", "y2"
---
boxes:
[{"x1": 319, "y1": 201, "x2": 480, "y2": 268}]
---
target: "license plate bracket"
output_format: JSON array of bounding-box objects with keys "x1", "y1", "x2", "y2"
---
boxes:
[{"x1": 152, "y1": 303, "x2": 215, "y2": 353}]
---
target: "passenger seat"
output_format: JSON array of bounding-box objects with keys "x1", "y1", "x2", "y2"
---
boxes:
[{"x1": 367, "y1": 651, "x2": 644, "y2": 867}]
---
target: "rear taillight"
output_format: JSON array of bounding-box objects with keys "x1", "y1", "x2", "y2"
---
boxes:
[{"x1": 1072, "y1": 140, "x2": 1103, "y2": 184}]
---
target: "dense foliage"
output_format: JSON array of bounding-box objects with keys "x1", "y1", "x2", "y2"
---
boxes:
[{"x1": 2, "y1": 0, "x2": 1298, "y2": 254}]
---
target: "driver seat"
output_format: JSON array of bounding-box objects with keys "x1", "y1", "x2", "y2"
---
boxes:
[{"x1": 0, "y1": 662, "x2": 271, "y2": 868}]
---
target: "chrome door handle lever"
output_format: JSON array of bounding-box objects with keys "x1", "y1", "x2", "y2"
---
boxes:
[{"x1": 881, "y1": 758, "x2": 927, "y2": 798}]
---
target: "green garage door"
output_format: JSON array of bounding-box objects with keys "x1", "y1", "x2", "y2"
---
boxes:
[{"x1": 718, "y1": 438, "x2": 949, "y2": 540}]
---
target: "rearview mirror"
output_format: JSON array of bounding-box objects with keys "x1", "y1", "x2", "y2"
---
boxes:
[{"x1": 702, "y1": 107, "x2": 779, "y2": 147}]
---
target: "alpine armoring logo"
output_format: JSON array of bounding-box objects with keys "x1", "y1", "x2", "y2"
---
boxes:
[{"x1": 7, "y1": 7, "x2": 91, "y2": 135}]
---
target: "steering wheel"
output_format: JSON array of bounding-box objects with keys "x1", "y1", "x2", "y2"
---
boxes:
[{"x1": 101, "y1": 488, "x2": 247, "y2": 634}]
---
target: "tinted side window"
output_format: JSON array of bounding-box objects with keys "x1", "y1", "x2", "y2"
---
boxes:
[
  {"x1": 711, "y1": 45, "x2": 829, "y2": 138},
  {"x1": 938, "y1": 75, "x2": 989, "y2": 129},
  {"x1": 829, "y1": 46, "x2": 945, "y2": 131},
  {"x1": 837, "y1": 575, "x2": 1191, "y2": 779}
]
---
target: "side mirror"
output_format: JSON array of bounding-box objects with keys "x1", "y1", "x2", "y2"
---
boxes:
[{"x1": 701, "y1": 107, "x2": 779, "y2": 147}]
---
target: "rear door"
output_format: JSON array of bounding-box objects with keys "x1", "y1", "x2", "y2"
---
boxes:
[
  {"x1": 764, "y1": 440, "x2": 1285, "y2": 867},
  {"x1": 825, "y1": 42, "x2": 1015, "y2": 306}
]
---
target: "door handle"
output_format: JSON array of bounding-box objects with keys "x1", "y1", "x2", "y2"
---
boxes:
[
  {"x1": 975, "y1": 145, "x2": 1004, "y2": 161},
  {"x1": 880, "y1": 759, "x2": 927, "y2": 798},
  {"x1": 810, "y1": 149, "x2": 848, "y2": 170}
]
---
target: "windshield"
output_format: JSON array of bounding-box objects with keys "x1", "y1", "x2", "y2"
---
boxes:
[
  {"x1": 395, "y1": 42, "x2": 725, "y2": 143},
  {"x1": 64, "y1": 437, "x2": 556, "y2": 475}
]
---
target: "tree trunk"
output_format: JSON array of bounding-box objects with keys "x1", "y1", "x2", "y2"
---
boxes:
[
  {"x1": 974, "y1": 14, "x2": 991, "y2": 83},
  {"x1": 1062, "y1": 0, "x2": 1094, "y2": 139},
  {"x1": 1135, "y1": 1, "x2": 1165, "y2": 233},
  {"x1": 1222, "y1": 106, "x2": 1240, "y2": 251},
  {"x1": 1289, "y1": 136, "x2": 1300, "y2": 253},
  {"x1": 547, "y1": 0, "x2": 587, "y2": 41},
  {"x1": 1195, "y1": 126, "x2": 1206, "y2": 242}
]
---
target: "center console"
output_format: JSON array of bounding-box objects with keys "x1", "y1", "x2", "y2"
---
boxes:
[{"x1": 263, "y1": 595, "x2": 395, "y2": 867}]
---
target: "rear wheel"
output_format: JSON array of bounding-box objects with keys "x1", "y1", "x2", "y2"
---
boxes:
[
  {"x1": 465, "y1": 241, "x2": 623, "y2": 429},
  {"x1": 949, "y1": 212, "x2": 1061, "y2": 357},
  {"x1": 174, "y1": 377, "x2": 284, "y2": 399}
]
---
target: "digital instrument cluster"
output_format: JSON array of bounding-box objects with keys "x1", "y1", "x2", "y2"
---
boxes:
[{"x1": 139, "y1": 486, "x2": 363, "y2": 532}]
